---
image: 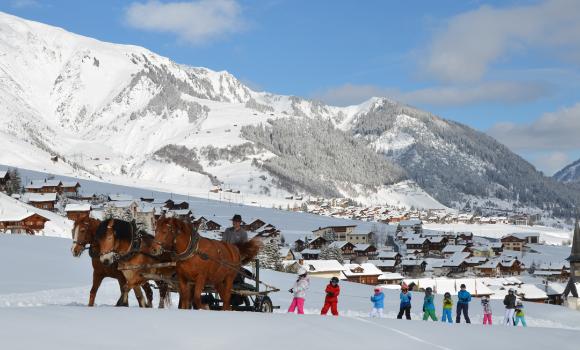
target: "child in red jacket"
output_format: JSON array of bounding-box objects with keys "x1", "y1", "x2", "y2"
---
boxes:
[{"x1": 321, "y1": 277, "x2": 340, "y2": 316}]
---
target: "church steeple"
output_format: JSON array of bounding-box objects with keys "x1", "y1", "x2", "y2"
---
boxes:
[
  {"x1": 564, "y1": 219, "x2": 580, "y2": 298},
  {"x1": 569, "y1": 218, "x2": 580, "y2": 263}
]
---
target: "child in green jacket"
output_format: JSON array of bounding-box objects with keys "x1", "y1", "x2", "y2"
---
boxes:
[
  {"x1": 441, "y1": 292, "x2": 453, "y2": 323},
  {"x1": 514, "y1": 300, "x2": 527, "y2": 327},
  {"x1": 422, "y1": 287, "x2": 438, "y2": 321}
]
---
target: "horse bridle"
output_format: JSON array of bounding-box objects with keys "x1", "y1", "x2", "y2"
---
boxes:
[
  {"x1": 72, "y1": 220, "x2": 92, "y2": 251},
  {"x1": 99, "y1": 219, "x2": 142, "y2": 263},
  {"x1": 154, "y1": 220, "x2": 198, "y2": 261}
]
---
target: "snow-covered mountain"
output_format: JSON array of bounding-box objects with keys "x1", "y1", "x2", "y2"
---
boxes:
[
  {"x1": 0, "y1": 11, "x2": 577, "y2": 214},
  {"x1": 554, "y1": 159, "x2": 580, "y2": 183}
]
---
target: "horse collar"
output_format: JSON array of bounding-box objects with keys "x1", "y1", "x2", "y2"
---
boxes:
[{"x1": 173, "y1": 232, "x2": 199, "y2": 262}]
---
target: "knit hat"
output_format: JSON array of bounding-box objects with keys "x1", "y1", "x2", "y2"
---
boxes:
[
  {"x1": 401, "y1": 282, "x2": 408, "y2": 290},
  {"x1": 297, "y1": 267, "x2": 307, "y2": 276}
]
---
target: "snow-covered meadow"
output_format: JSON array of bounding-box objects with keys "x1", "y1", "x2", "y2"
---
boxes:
[{"x1": 1, "y1": 234, "x2": 580, "y2": 349}]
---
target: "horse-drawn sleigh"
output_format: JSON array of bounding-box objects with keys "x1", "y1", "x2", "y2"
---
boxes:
[{"x1": 71, "y1": 215, "x2": 279, "y2": 312}]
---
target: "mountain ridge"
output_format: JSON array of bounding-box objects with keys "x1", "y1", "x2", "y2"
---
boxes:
[{"x1": 0, "y1": 11, "x2": 577, "y2": 215}]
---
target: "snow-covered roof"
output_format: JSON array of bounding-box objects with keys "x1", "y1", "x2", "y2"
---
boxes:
[
  {"x1": 108, "y1": 194, "x2": 133, "y2": 201},
  {"x1": 61, "y1": 181, "x2": 80, "y2": 188},
  {"x1": 0, "y1": 170, "x2": 7, "y2": 178},
  {"x1": 368, "y1": 259, "x2": 396, "y2": 267},
  {"x1": 301, "y1": 249, "x2": 320, "y2": 255},
  {"x1": 405, "y1": 237, "x2": 428, "y2": 245},
  {"x1": 27, "y1": 193, "x2": 57, "y2": 202},
  {"x1": 109, "y1": 200, "x2": 135, "y2": 208},
  {"x1": 354, "y1": 243, "x2": 373, "y2": 251},
  {"x1": 379, "y1": 272, "x2": 404, "y2": 281},
  {"x1": 517, "y1": 284, "x2": 547, "y2": 300},
  {"x1": 303, "y1": 260, "x2": 345, "y2": 273},
  {"x1": 398, "y1": 219, "x2": 422, "y2": 226},
  {"x1": 442, "y1": 245, "x2": 468, "y2": 253},
  {"x1": 377, "y1": 251, "x2": 399, "y2": 259},
  {"x1": 64, "y1": 204, "x2": 91, "y2": 212},
  {"x1": 342, "y1": 263, "x2": 383, "y2": 277},
  {"x1": 328, "y1": 241, "x2": 352, "y2": 249}
]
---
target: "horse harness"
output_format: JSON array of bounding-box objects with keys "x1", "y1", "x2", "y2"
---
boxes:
[{"x1": 99, "y1": 220, "x2": 144, "y2": 263}]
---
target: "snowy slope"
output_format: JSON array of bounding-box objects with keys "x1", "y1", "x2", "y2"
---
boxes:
[
  {"x1": 1, "y1": 235, "x2": 580, "y2": 350},
  {"x1": 0, "y1": 192, "x2": 73, "y2": 237},
  {"x1": 0, "y1": 11, "x2": 577, "y2": 215},
  {"x1": 424, "y1": 223, "x2": 572, "y2": 246},
  {"x1": 554, "y1": 158, "x2": 580, "y2": 183}
]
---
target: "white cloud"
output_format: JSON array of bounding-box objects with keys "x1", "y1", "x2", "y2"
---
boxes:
[
  {"x1": 10, "y1": 0, "x2": 41, "y2": 8},
  {"x1": 125, "y1": 0, "x2": 245, "y2": 45},
  {"x1": 314, "y1": 81, "x2": 548, "y2": 107},
  {"x1": 488, "y1": 102, "x2": 580, "y2": 152},
  {"x1": 424, "y1": 0, "x2": 580, "y2": 82},
  {"x1": 531, "y1": 152, "x2": 571, "y2": 175}
]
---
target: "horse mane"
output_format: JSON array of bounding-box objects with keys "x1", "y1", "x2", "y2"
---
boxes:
[
  {"x1": 95, "y1": 218, "x2": 136, "y2": 243},
  {"x1": 236, "y1": 238, "x2": 262, "y2": 265}
]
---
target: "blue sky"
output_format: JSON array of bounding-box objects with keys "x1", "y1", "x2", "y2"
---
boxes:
[{"x1": 2, "y1": 0, "x2": 580, "y2": 174}]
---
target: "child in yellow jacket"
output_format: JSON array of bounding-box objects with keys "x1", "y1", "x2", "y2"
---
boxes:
[{"x1": 441, "y1": 292, "x2": 453, "y2": 323}]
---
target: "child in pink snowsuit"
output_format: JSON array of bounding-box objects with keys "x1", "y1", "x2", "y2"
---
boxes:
[
  {"x1": 288, "y1": 267, "x2": 309, "y2": 314},
  {"x1": 481, "y1": 295, "x2": 492, "y2": 325}
]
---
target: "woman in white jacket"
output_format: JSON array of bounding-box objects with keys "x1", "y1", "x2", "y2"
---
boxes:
[{"x1": 287, "y1": 267, "x2": 310, "y2": 314}]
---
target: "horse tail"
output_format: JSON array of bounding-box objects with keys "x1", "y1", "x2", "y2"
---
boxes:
[{"x1": 236, "y1": 238, "x2": 262, "y2": 265}]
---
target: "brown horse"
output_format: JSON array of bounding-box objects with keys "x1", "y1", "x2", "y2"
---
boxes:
[
  {"x1": 151, "y1": 216, "x2": 261, "y2": 310},
  {"x1": 71, "y1": 216, "x2": 152, "y2": 307},
  {"x1": 96, "y1": 218, "x2": 172, "y2": 308}
]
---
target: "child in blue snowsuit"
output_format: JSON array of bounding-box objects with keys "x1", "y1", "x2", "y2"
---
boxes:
[
  {"x1": 397, "y1": 284, "x2": 412, "y2": 320},
  {"x1": 456, "y1": 284, "x2": 471, "y2": 323},
  {"x1": 370, "y1": 287, "x2": 385, "y2": 318}
]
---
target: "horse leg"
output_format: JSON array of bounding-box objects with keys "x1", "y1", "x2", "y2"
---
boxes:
[
  {"x1": 220, "y1": 276, "x2": 235, "y2": 311},
  {"x1": 178, "y1": 277, "x2": 192, "y2": 310},
  {"x1": 192, "y1": 275, "x2": 206, "y2": 310},
  {"x1": 142, "y1": 282, "x2": 154, "y2": 308},
  {"x1": 89, "y1": 273, "x2": 104, "y2": 307},
  {"x1": 115, "y1": 278, "x2": 127, "y2": 306},
  {"x1": 133, "y1": 286, "x2": 147, "y2": 308},
  {"x1": 157, "y1": 281, "x2": 170, "y2": 309}
]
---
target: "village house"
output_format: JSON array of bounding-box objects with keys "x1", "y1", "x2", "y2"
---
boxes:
[
  {"x1": 307, "y1": 236, "x2": 329, "y2": 250},
  {"x1": 327, "y1": 241, "x2": 356, "y2": 259},
  {"x1": 377, "y1": 251, "x2": 402, "y2": 265},
  {"x1": 300, "y1": 260, "x2": 345, "y2": 279},
  {"x1": 471, "y1": 246, "x2": 494, "y2": 258},
  {"x1": 490, "y1": 242, "x2": 504, "y2": 255},
  {"x1": 135, "y1": 202, "x2": 157, "y2": 233},
  {"x1": 244, "y1": 219, "x2": 267, "y2": 232},
  {"x1": 204, "y1": 220, "x2": 222, "y2": 232},
  {"x1": 60, "y1": 181, "x2": 81, "y2": 196},
  {"x1": 346, "y1": 231, "x2": 373, "y2": 245},
  {"x1": 354, "y1": 244, "x2": 378, "y2": 259},
  {"x1": 25, "y1": 180, "x2": 62, "y2": 194},
  {"x1": 312, "y1": 225, "x2": 357, "y2": 241},
  {"x1": 500, "y1": 235, "x2": 527, "y2": 251},
  {"x1": 27, "y1": 193, "x2": 58, "y2": 211},
  {"x1": 532, "y1": 263, "x2": 570, "y2": 282},
  {"x1": 0, "y1": 212, "x2": 50, "y2": 234},
  {"x1": 368, "y1": 259, "x2": 398, "y2": 273},
  {"x1": 64, "y1": 203, "x2": 91, "y2": 222},
  {"x1": 405, "y1": 237, "x2": 429, "y2": 254},
  {"x1": 499, "y1": 259, "x2": 524, "y2": 276},
  {"x1": 164, "y1": 199, "x2": 189, "y2": 210},
  {"x1": 293, "y1": 238, "x2": 306, "y2": 252},
  {"x1": 300, "y1": 249, "x2": 320, "y2": 260},
  {"x1": 441, "y1": 244, "x2": 470, "y2": 258},
  {"x1": 475, "y1": 260, "x2": 501, "y2": 277},
  {"x1": 401, "y1": 259, "x2": 427, "y2": 276},
  {"x1": 279, "y1": 247, "x2": 295, "y2": 261},
  {"x1": 342, "y1": 263, "x2": 383, "y2": 285},
  {"x1": 0, "y1": 171, "x2": 10, "y2": 192},
  {"x1": 378, "y1": 272, "x2": 404, "y2": 285},
  {"x1": 396, "y1": 219, "x2": 423, "y2": 234},
  {"x1": 427, "y1": 236, "x2": 448, "y2": 254}
]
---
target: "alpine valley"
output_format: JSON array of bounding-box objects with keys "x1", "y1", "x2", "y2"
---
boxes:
[{"x1": 0, "y1": 12, "x2": 577, "y2": 216}]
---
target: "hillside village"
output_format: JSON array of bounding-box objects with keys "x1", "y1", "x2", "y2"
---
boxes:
[{"x1": 0, "y1": 169, "x2": 575, "y2": 306}]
